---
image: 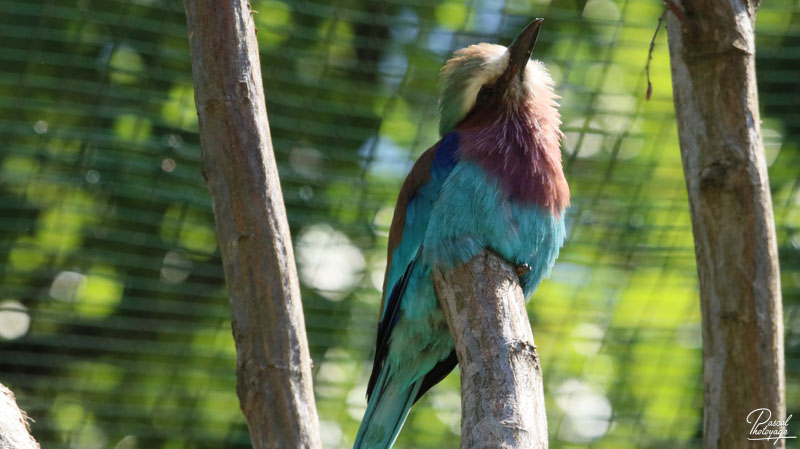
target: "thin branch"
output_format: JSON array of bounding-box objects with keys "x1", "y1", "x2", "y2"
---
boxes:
[{"x1": 645, "y1": 7, "x2": 666, "y2": 100}]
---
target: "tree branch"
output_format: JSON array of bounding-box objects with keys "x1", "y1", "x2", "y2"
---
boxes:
[
  {"x1": 183, "y1": 2, "x2": 322, "y2": 448},
  {"x1": 434, "y1": 251, "x2": 548, "y2": 449},
  {"x1": 1, "y1": 383, "x2": 40, "y2": 449},
  {"x1": 665, "y1": 2, "x2": 785, "y2": 448}
]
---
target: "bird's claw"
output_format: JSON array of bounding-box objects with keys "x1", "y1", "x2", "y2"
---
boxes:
[{"x1": 515, "y1": 263, "x2": 531, "y2": 277}]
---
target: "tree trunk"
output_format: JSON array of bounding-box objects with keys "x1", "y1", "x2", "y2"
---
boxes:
[
  {"x1": 1, "y1": 383, "x2": 40, "y2": 449},
  {"x1": 183, "y1": 2, "x2": 322, "y2": 448},
  {"x1": 434, "y1": 251, "x2": 548, "y2": 449},
  {"x1": 665, "y1": 2, "x2": 786, "y2": 448}
]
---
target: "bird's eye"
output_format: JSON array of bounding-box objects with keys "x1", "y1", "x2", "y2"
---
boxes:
[{"x1": 477, "y1": 86, "x2": 495, "y2": 105}]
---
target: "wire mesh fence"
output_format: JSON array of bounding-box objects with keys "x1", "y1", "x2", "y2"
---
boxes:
[{"x1": 0, "y1": 0, "x2": 797, "y2": 448}]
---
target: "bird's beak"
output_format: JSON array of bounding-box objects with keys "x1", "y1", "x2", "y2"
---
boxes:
[{"x1": 501, "y1": 19, "x2": 543, "y2": 85}]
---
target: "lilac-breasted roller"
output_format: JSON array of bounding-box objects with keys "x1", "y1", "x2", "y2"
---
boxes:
[{"x1": 354, "y1": 19, "x2": 570, "y2": 449}]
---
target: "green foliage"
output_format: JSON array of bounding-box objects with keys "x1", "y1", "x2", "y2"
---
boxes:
[{"x1": 0, "y1": 0, "x2": 798, "y2": 448}]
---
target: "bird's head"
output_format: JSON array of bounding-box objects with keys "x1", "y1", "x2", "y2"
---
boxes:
[{"x1": 438, "y1": 19, "x2": 558, "y2": 137}]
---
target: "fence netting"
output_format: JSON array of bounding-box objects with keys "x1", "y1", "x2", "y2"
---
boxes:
[{"x1": 0, "y1": 0, "x2": 798, "y2": 448}]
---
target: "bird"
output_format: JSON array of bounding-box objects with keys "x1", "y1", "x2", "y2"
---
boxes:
[{"x1": 353, "y1": 19, "x2": 570, "y2": 449}]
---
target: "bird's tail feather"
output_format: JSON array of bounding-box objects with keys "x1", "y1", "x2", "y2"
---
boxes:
[{"x1": 353, "y1": 367, "x2": 421, "y2": 449}]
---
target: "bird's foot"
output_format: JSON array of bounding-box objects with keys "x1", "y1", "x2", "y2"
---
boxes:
[{"x1": 515, "y1": 263, "x2": 531, "y2": 278}]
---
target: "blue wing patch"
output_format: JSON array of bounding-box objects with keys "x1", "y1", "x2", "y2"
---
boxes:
[
  {"x1": 368, "y1": 132, "x2": 460, "y2": 398},
  {"x1": 380, "y1": 132, "x2": 460, "y2": 318}
]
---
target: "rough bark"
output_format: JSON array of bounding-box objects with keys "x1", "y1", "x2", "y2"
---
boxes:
[
  {"x1": 0, "y1": 383, "x2": 40, "y2": 449},
  {"x1": 434, "y1": 251, "x2": 547, "y2": 449},
  {"x1": 665, "y1": 2, "x2": 786, "y2": 448},
  {"x1": 183, "y1": 2, "x2": 322, "y2": 448}
]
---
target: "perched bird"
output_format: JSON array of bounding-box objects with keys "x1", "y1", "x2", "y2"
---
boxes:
[{"x1": 354, "y1": 19, "x2": 570, "y2": 449}]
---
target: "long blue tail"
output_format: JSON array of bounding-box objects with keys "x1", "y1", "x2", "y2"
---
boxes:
[{"x1": 353, "y1": 366, "x2": 422, "y2": 449}]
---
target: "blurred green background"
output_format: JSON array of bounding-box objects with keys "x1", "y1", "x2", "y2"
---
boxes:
[{"x1": 0, "y1": 0, "x2": 797, "y2": 448}]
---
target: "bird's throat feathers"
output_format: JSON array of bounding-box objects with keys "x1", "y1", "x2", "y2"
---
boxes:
[
  {"x1": 438, "y1": 44, "x2": 569, "y2": 215},
  {"x1": 456, "y1": 102, "x2": 570, "y2": 216}
]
